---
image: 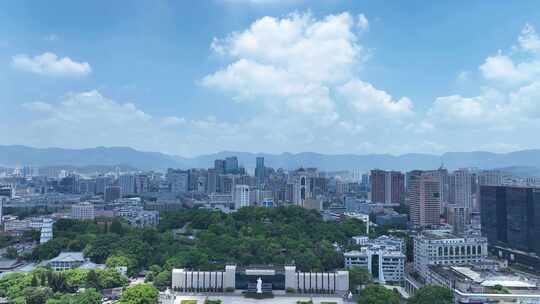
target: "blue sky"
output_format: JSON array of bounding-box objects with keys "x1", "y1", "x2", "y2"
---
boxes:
[{"x1": 2, "y1": 0, "x2": 540, "y2": 156}]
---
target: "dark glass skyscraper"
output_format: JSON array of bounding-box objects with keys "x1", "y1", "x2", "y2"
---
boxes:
[
  {"x1": 480, "y1": 185, "x2": 540, "y2": 259},
  {"x1": 255, "y1": 157, "x2": 265, "y2": 187}
]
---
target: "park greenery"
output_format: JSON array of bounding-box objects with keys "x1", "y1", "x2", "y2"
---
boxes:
[
  {"x1": 28, "y1": 206, "x2": 368, "y2": 278},
  {"x1": 407, "y1": 285, "x2": 454, "y2": 304},
  {"x1": 1, "y1": 205, "x2": 454, "y2": 303},
  {"x1": 0, "y1": 267, "x2": 128, "y2": 303}
]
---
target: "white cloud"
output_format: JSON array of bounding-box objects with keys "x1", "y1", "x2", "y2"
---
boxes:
[
  {"x1": 426, "y1": 23, "x2": 540, "y2": 147},
  {"x1": 203, "y1": 11, "x2": 411, "y2": 138},
  {"x1": 357, "y1": 14, "x2": 369, "y2": 31},
  {"x1": 338, "y1": 79, "x2": 413, "y2": 118},
  {"x1": 12, "y1": 52, "x2": 91, "y2": 77},
  {"x1": 518, "y1": 23, "x2": 540, "y2": 54}
]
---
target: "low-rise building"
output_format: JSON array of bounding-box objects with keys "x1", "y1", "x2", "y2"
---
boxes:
[
  {"x1": 413, "y1": 230, "x2": 487, "y2": 279},
  {"x1": 426, "y1": 264, "x2": 540, "y2": 303},
  {"x1": 344, "y1": 235, "x2": 405, "y2": 283},
  {"x1": 70, "y1": 202, "x2": 95, "y2": 220}
]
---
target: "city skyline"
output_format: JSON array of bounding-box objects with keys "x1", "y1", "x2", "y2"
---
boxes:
[{"x1": 2, "y1": 1, "x2": 540, "y2": 156}]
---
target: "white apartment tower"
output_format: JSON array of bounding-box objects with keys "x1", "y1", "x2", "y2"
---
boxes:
[
  {"x1": 451, "y1": 169, "x2": 472, "y2": 209},
  {"x1": 234, "y1": 185, "x2": 250, "y2": 210},
  {"x1": 40, "y1": 218, "x2": 53, "y2": 244}
]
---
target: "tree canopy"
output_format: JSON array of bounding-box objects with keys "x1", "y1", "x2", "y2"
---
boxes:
[
  {"x1": 357, "y1": 284, "x2": 400, "y2": 304},
  {"x1": 408, "y1": 285, "x2": 454, "y2": 304}
]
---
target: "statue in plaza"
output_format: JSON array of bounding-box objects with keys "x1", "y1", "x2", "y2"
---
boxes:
[{"x1": 256, "y1": 277, "x2": 263, "y2": 294}]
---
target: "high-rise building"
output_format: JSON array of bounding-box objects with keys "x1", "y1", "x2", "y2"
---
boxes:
[
  {"x1": 233, "y1": 184, "x2": 250, "y2": 209},
  {"x1": 104, "y1": 186, "x2": 121, "y2": 202},
  {"x1": 119, "y1": 174, "x2": 136, "y2": 196},
  {"x1": 225, "y1": 156, "x2": 239, "y2": 174},
  {"x1": 206, "y1": 169, "x2": 218, "y2": 194},
  {"x1": 166, "y1": 169, "x2": 189, "y2": 193},
  {"x1": 255, "y1": 157, "x2": 265, "y2": 187},
  {"x1": 96, "y1": 175, "x2": 113, "y2": 195},
  {"x1": 408, "y1": 170, "x2": 441, "y2": 227},
  {"x1": 292, "y1": 170, "x2": 312, "y2": 207},
  {"x1": 135, "y1": 174, "x2": 149, "y2": 194},
  {"x1": 370, "y1": 169, "x2": 386, "y2": 203},
  {"x1": 71, "y1": 202, "x2": 95, "y2": 220},
  {"x1": 480, "y1": 185, "x2": 540, "y2": 269},
  {"x1": 214, "y1": 159, "x2": 225, "y2": 174},
  {"x1": 478, "y1": 170, "x2": 503, "y2": 186},
  {"x1": 447, "y1": 205, "x2": 470, "y2": 234},
  {"x1": 0, "y1": 197, "x2": 4, "y2": 226},
  {"x1": 451, "y1": 169, "x2": 472, "y2": 209},
  {"x1": 370, "y1": 170, "x2": 404, "y2": 204}
]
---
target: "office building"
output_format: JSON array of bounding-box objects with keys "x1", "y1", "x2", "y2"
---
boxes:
[
  {"x1": 96, "y1": 175, "x2": 113, "y2": 195},
  {"x1": 214, "y1": 159, "x2": 226, "y2": 174},
  {"x1": 255, "y1": 157, "x2": 265, "y2": 187},
  {"x1": 104, "y1": 186, "x2": 121, "y2": 202},
  {"x1": 167, "y1": 169, "x2": 189, "y2": 193},
  {"x1": 413, "y1": 230, "x2": 487, "y2": 279},
  {"x1": 478, "y1": 170, "x2": 503, "y2": 186},
  {"x1": 234, "y1": 185, "x2": 250, "y2": 209},
  {"x1": 70, "y1": 202, "x2": 95, "y2": 220},
  {"x1": 480, "y1": 185, "x2": 540, "y2": 270},
  {"x1": 206, "y1": 169, "x2": 218, "y2": 194},
  {"x1": 344, "y1": 235, "x2": 405, "y2": 283},
  {"x1": 119, "y1": 174, "x2": 136, "y2": 196},
  {"x1": 225, "y1": 156, "x2": 239, "y2": 174},
  {"x1": 408, "y1": 170, "x2": 442, "y2": 227}
]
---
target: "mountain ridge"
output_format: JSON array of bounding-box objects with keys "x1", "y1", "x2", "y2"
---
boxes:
[{"x1": 1, "y1": 145, "x2": 540, "y2": 174}]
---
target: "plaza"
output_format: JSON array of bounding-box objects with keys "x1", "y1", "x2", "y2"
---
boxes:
[{"x1": 161, "y1": 293, "x2": 348, "y2": 304}]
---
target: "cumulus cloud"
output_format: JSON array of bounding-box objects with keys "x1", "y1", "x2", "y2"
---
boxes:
[
  {"x1": 338, "y1": 79, "x2": 413, "y2": 118},
  {"x1": 12, "y1": 52, "x2": 91, "y2": 77},
  {"x1": 203, "y1": 11, "x2": 412, "y2": 143},
  {"x1": 424, "y1": 23, "x2": 540, "y2": 150}
]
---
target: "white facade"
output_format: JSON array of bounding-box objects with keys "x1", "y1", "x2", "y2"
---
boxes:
[
  {"x1": 451, "y1": 169, "x2": 472, "y2": 209},
  {"x1": 413, "y1": 230, "x2": 487, "y2": 279},
  {"x1": 344, "y1": 236, "x2": 405, "y2": 283},
  {"x1": 233, "y1": 185, "x2": 250, "y2": 209},
  {"x1": 70, "y1": 202, "x2": 95, "y2": 220},
  {"x1": 40, "y1": 218, "x2": 53, "y2": 244}
]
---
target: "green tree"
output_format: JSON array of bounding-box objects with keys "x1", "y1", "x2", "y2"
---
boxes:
[
  {"x1": 153, "y1": 270, "x2": 171, "y2": 291},
  {"x1": 110, "y1": 219, "x2": 124, "y2": 235},
  {"x1": 349, "y1": 267, "x2": 371, "y2": 292},
  {"x1": 118, "y1": 283, "x2": 158, "y2": 304},
  {"x1": 24, "y1": 287, "x2": 52, "y2": 304},
  {"x1": 86, "y1": 270, "x2": 100, "y2": 289},
  {"x1": 106, "y1": 255, "x2": 136, "y2": 276},
  {"x1": 75, "y1": 288, "x2": 102, "y2": 304},
  {"x1": 408, "y1": 285, "x2": 454, "y2": 304},
  {"x1": 357, "y1": 284, "x2": 399, "y2": 304},
  {"x1": 4, "y1": 246, "x2": 18, "y2": 259}
]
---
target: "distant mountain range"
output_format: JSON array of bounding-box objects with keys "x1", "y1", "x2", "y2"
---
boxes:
[{"x1": 1, "y1": 145, "x2": 540, "y2": 176}]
